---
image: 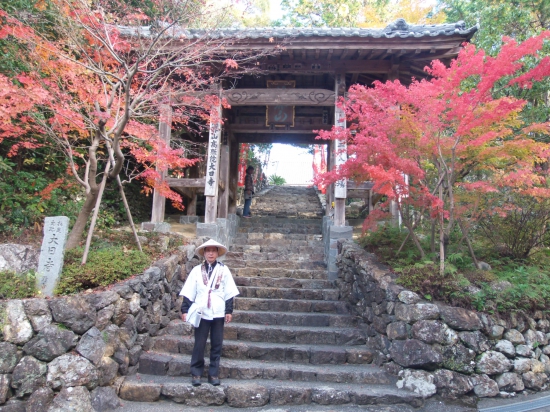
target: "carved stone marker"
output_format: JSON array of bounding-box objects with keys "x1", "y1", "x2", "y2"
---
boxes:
[{"x1": 37, "y1": 216, "x2": 70, "y2": 297}]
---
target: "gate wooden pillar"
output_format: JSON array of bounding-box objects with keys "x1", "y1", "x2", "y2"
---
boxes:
[
  {"x1": 151, "y1": 104, "x2": 172, "y2": 223},
  {"x1": 333, "y1": 73, "x2": 347, "y2": 227},
  {"x1": 228, "y1": 137, "x2": 239, "y2": 214},
  {"x1": 204, "y1": 99, "x2": 222, "y2": 224},
  {"x1": 217, "y1": 136, "x2": 230, "y2": 218},
  {"x1": 326, "y1": 141, "x2": 334, "y2": 216}
]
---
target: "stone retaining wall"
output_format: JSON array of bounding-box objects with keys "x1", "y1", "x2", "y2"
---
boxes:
[
  {"x1": 0, "y1": 241, "x2": 203, "y2": 411},
  {"x1": 336, "y1": 239, "x2": 550, "y2": 399}
]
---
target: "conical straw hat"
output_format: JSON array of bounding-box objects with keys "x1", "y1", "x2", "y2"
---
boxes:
[{"x1": 196, "y1": 239, "x2": 228, "y2": 257}]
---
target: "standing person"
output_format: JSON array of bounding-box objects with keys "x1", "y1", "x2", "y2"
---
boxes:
[
  {"x1": 180, "y1": 239, "x2": 239, "y2": 386},
  {"x1": 243, "y1": 165, "x2": 255, "y2": 218}
]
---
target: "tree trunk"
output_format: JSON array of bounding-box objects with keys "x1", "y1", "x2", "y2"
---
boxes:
[{"x1": 65, "y1": 189, "x2": 99, "y2": 250}]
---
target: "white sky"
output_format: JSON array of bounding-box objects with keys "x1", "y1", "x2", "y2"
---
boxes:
[{"x1": 263, "y1": 144, "x2": 314, "y2": 185}]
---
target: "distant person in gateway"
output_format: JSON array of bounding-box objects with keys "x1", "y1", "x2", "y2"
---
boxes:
[{"x1": 243, "y1": 165, "x2": 254, "y2": 218}]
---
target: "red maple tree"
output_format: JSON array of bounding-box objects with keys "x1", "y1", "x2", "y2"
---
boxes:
[
  {"x1": 1, "y1": 0, "x2": 268, "y2": 250},
  {"x1": 317, "y1": 32, "x2": 550, "y2": 274}
]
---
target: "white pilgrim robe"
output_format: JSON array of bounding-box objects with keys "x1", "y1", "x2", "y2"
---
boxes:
[{"x1": 179, "y1": 262, "x2": 239, "y2": 320}]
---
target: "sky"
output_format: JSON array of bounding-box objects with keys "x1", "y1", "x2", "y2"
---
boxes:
[{"x1": 262, "y1": 144, "x2": 314, "y2": 185}]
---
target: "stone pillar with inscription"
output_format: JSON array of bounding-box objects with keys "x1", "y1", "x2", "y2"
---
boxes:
[
  {"x1": 37, "y1": 216, "x2": 70, "y2": 297},
  {"x1": 326, "y1": 73, "x2": 353, "y2": 280}
]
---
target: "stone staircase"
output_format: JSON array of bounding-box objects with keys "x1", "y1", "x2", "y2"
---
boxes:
[{"x1": 121, "y1": 187, "x2": 423, "y2": 409}]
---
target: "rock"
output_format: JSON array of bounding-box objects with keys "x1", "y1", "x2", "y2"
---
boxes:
[
  {"x1": 10, "y1": 356, "x2": 47, "y2": 397},
  {"x1": 119, "y1": 381, "x2": 161, "y2": 402},
  {"x1": 1, "y1": 300, "x2": 33, "y2": 344},
  {"x1": 513, "y1": 358, "x2": 532, "y2": 374},
  {"x1": 46, "y1": 353, "x2": 99, "y2": 390},
  {"x1": 0, "y1": 343, "x2": 21, "y2": 374},
  {"x1": 523, "y1": 329, "x2": 539, "y2": 346},
  {"x1": 97, "y1": 357, "x2": 119, "y2": 387},
  {"x1": 0, "y1": 374, "x2": 10, "y2": 404},
  {"x1": 476, "y1": 351, "x2": 512, "y2": 375},
  {"x1": 161, "y1": 383, "x2": 225, "y2": 406},
  {"x1": 487, "y1": 325, "x2": 505, "y2": 340},
  {"x1": 90, "y1": 386, "x2": 120, "y2": 411},
  {"x1": 128, "y1": 294, "x2": 141, "y2": 315},
  {"x1": 22, "y1": 324, "x2": 78, "y2": 362},
  {"x1": 95, "y1": 305, "x2": 115, "y2": 331},
  {"x1": 504, "y1": 329, "x2": 525, "y2": 345},
  {"x1": 386, "y1": 322, "x2": 409, "y2": 340},
  {"x1": 531, "y1": 360, "x2": 546, "y2": 373},
  {"x1": 0, "y1": 244, "x2": 38, "y2": 273},
  {"x1": 113, "y1": 299, "x2": 130, "y2": 326},
  {"x1": 23, "y1": 299, "x2": 52, "y2": 332},
  {"x1": 398, "y1": 291, "x2": 421, "y2": 305},
  {"x1": 439, "y1": 306, "x2": 482, "y2": 331},
  {"x1": 390, "y1": 339, "x2": 442, "y2": 369},
  {"x1": 538, "y1": 319, "x2": 550, "y2": 333},
  {"x1": 394, "y1": 303, "x2": 440, "y2": 323},
  {"x1": 477, "y1": 261, "x2": 492, "y2": 271},
  {"x1": 495, "y1": 340, "x2": 515, "y2": 358},
  {"x1": 269, "y1": 386, "x2": 311, "y2": 405},
  {"x1": 411, "y1": 320, "x2": 449, "y2": 345},
  {"x1": 311, "y1": 387, "x2": 350, "y2": 405},
  {"x1": 433, "y1": 369, "x2": 473, "y2": 397},
  {"x1": 0, "y1": 398, "x2": 26, "y2": 412},
  {"x1": 226, "y1": 384, "x2": 269, "y2": 408},
  {"x1": 459, "y1": 331, "x2": 490, "y2": 353},
  {"x1": 47, "y1": 386, "x2": 94, "y2": 412},
  {"x1": 490, "y1": 280, "x2": 511, "y2": 292},
  {"x1": 76, "y1": 327, "x2": 109, "y2": 365},
  {"x1": 441, "y1": 344, "x2": 476, "y2": 374},
  {"x1": 522, "y1": 371, "x2": 548, "y2": 390},
  {"x1": 26, "y1": 387, "x2": 54, "y2": 412},
  {"x1": 516, "y1": 345, "x2": 534, "y2": 358},
  {"x1": 536, "y1": 331, "x2": 548, "y2": 345},
  {"x1": 85, "y1": 291, "x2": 120, "y2": 311},
  {"x1": 396, "y1": 369, "x2": 436, "y2": 398},
  {"x1": 49, "y1": 297, "x2": 96, "y2": 334},
  {"x1": 496, "y1": 372, "x2": 524, "y2": 392},
  {"x1": 471, "y1": 374, "x2": 499, "y2": 398}
]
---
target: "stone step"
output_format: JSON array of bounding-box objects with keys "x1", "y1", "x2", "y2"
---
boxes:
[
  {"x1": 119, "y1": 375, "x2": 423, "y2": 408},
  {"x1": 225, "y1": 251, "x2": 324, "y2": 261},
  {"x1": 229, "y1": 245, "x2": 324, "y2": 255},
  {"x1": 137, "y1": 353, "x2": 390, "y2": 385},
  {"x1": 238, "y1": 226, "x2": 321, "y2": 234},
  {"x1": 225, "y1": 259, "x2": 326, "y2": 270},
  {"x1": 238, "y1": 217, "x2": 323, "y2": 225},
  {"x1": 232, "y1": 310, "x2": 358, "y2": 328},
  {"x1": 234, "y1": 297, "x2": 349, "y2": 314},
  {"x1": 233, "y1": 233, "x2": 322, "y2": 242},
  {"x1": 223, "y1": 323, "x2": 365, "y2": 346},
  {"x1": 238, "y1": 286, "x2": 339, "y2": 301},
  {"x1": 234, "y1": 276, "x2": 334, "y2": 289},
  {"x1": 151, "y1": 336, "x2": 373, "y2": 364},
  {"x1": 233, "y1": 267, "x2": 327, "y2": 279}
]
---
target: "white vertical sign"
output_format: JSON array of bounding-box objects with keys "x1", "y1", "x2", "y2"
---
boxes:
[
  {"x1": 205, "y1": 104, "x2": 222, "y2": 197},
  {"x1": 334, "y1": 74, "x2": 347, "y2": 199}
]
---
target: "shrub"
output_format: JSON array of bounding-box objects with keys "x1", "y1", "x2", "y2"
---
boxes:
[
  {"x1": 268, "y1": 174, "x2": 286, "y2": 186},
  {"x1": 0, "y1": 270, "x2": 38, "y2": 299},
  {"x1": 56, "y1": 247, "x2": 150, "y2": 295}
]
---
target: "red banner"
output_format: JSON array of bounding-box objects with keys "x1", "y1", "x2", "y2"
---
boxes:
[{"x1": 238, "y1": 143, "x2": 249, "y2": 187}]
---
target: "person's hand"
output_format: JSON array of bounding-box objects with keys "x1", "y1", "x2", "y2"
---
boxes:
[
  {"x1": 225, "y1": 314, "x2": 232, "y2": 323},
  {"x1": 181, "y1": 313, "x2": 187, "y2": 322}
]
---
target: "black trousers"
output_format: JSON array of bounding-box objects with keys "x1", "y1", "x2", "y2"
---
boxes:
[{"x1": 190, "y1": 317, "x2": 225, "y2": 377}]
